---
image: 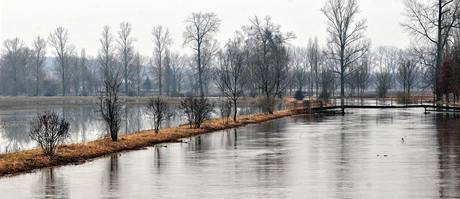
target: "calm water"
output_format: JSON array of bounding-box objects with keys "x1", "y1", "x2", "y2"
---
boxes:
[
  {"x1": 0, "y1": 104, "x2": 261, "y2": 153},
  {"x1": 1, "y1": 108, "x2": 459, "y2": 198}
]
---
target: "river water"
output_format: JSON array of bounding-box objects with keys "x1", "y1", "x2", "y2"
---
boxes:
[{"x1": 1, "y1": 108, "x2": 459, "y2": 198}]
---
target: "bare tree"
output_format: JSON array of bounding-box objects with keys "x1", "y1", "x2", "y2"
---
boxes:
[
  {"x1": 183, "y1": 12, "x2": 221, "y2": 97},
  {"x1": 320, "y1": 60, "x2": 336, "y2": 100},
  {"x1": 68, "y1": 50, "x2": 81, "y2": 95},
  {"x1": 307, "y1": 37, "x2": 321, "y2": 97},
  {"x1": 117, "y1": 22, "x2": 135, "y2": 96},
  {"x1": 1, "y1": 38, "x2": 30, "y2": 95},
  {"x1": 290, "y1": 47, "x2": 308, "y2": 93},
  {"x1": 244, "y1": 16, "x2": 294, "y2": 113},
  {"x1": 48, "y1": 27, "x2": 74, "y2": 96},
  {"x1": 163, "y1": 50, "x2": 172, "y2": 96},
  {"x1": 78, "y1": 49, "x2": 91, "y2": 96},
  {"x1": 28, "y1": 111, "x2": 70, "y2": 156},
  {"x1": 146, "y1": 97, "x2": 171, "y2": 133},
  {"x1": 98, "y1": 26, "x2": 122, "y2": 142},
  {"x1": 216, "y1": 34, "x2": 247, "y2": 121},
  {"x1": 31, "y1": 36, "x2": 47, "y2": 96},
  {"x1": 219, "y1": 100, "x2": 233, "y2": 123},
  {"x1": 402, "y1": 0, "x2": 460, "y2": 101},
  {"x1": 353, "y1": 55, "x2": 372, "y2": 99},
  {"x1": 375, "y1": 67, "x2": 393, "y2": 98},
  {"x1": 322, "y1": 0, "x2": 369, "y2": 113},
  {"x1": 373, "y1": 46, "x2": 399, "y2": 98},
  {"x1": 179, "y1": 96, "x2": 214, "y2": 128},
  {"x1": 397, "y1": 50, "x2": 419, "y2": 102},
  {"x1": 152, "y1": 25, "x2": 172, "y2": 96},
  {"x1": 131, "y1": 52, "x2": 145, "y2": 96},
  {"x1": 169, "y1": 53, "x2": 187, "y2": 96}
]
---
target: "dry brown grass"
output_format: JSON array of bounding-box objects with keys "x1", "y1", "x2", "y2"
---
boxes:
[{"x1": 0, "y1": 103, "x2": 312, "y2": 177}]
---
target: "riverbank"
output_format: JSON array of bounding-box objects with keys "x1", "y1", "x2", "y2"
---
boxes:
[{"x1": 0, "y1": 105, "x2": 312, "y2": 177}]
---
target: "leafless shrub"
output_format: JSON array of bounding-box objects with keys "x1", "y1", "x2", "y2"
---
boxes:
[
  {"x1": 179, "y1": 96, "x2": 214, "y2": 128},
  {"x1": 28, "y1": 111, "x2": 70, "y2": 156},
  {"x1": 258, "y1": 97, "x2": 277, "y2": 114},
  {"x1": 146, "y1": 97, "x2": 172, "y2": 133},
  {"x1": 219, "y1": 100, "x2": 232, "y2": 123},
  {"x1": 99, "y1": 87, "x2": 122, "y2": 141}
]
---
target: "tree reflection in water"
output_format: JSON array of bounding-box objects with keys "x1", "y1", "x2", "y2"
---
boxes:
[
  {"x1": 435, "y1": 114, "x2": 460, "y2": 198},
  {"x1": 36, "y1": 168, "x2": 69, "y2": 199},
  {"x1": 101, "y1": 154, "x2": 120, "y2": 199},
  {"x1": 1, "y1": 124, "x2": 29, "y2": 153}
]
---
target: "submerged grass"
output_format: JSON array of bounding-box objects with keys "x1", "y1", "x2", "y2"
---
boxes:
[{"x1": 0, "y1": 104, "x2": 311, "y2": 177}]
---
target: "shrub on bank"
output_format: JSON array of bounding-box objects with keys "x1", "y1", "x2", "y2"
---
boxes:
[
  {"x1": 146, "y1": 97, "x2": 173, "y2": 133},
  {"x1": 219, "y1": 100, "x2": 233, "y2": 123},
  {"x1": 257, "y1": 97, "x2": 277, "y2": 114},
  {"x1": 179, "y1": 96, "x2": 214, "y2": 128},
  {"x1": 28, "y1": 112, "x2": 70, "y2": 156}
]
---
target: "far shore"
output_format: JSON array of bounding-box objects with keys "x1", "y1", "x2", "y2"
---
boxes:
[
  {"x1": 0, "y1": 94, "x2": 438, "y2": 109},
  {"x1": 0, "y1": 96, "x2": 262, "y2": 109}
]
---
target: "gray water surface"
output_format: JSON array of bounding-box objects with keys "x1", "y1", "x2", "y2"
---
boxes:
[{"x1": 1, "y1": 108, "x2": 460, "y2": 198}]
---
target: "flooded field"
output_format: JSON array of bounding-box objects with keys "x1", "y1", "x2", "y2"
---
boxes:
[{"x1": 0, "y1": 103, "x2": 261, "y2": 153}]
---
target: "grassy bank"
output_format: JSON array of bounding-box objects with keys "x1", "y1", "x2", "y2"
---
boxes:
[{"x1": 0, "y1": 107, "x2": 308, "y2": 177}]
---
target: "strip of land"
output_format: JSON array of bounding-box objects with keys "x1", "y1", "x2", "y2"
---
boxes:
[{"x1": 0, "y1": 106, "x2": 309, "y2": 177}]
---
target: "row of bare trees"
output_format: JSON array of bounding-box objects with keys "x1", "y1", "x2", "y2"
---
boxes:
[
  {"x1": 287, "y1": 44, "x2": 421, "y2": 101},
  {"x1": 0, "y1": 24, "x2": 184, "y2": 97},
  {"x1": 402, "y1": 0, "x2": 460, "y2": 103},
  {"x1": 2, "y1": 0, "x2": 459, "y2": 104}
]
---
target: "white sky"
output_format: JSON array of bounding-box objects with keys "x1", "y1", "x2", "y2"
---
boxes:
[{"x1": 0, "y1": 0, "x2": 408, "y2": 57}]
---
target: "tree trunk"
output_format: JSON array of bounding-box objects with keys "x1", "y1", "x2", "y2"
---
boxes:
[
  {"x1": 159, "y1": 52, "x2": 162, "y2": 96},
  {"x1": 62, "y1": 67, "x2": 65, "y2": 96},
  {"x1": 125, "y1": 58, "x2": 128, "y2": 96},
  {"x1": 233, "y1": 98, "x2": 237, "y2": 121},
  {"x1": 36, "y1": 63, "x2": 39, "y2": 96},
  {"x1": 340, "y1": 49, "x2": 345, "y2": 115},
  {"x1": 435, "y1": 0, "x2": 443, "y2": 103},
  {"x1": 197, "y1": 44, "x2": 204, "y2": 97}
]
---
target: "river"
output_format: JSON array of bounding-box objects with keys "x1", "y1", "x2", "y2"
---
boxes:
[{"x1": 1, "y1": 108, "x2": 459, "y2": 198}]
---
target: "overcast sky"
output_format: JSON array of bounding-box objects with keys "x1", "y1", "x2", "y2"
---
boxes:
[{"x1": 1, "y1": 0, "x2": 408, "y2": 56}]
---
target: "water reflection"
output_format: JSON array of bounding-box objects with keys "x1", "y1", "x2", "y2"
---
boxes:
[
  {"x1": 435, "y1": 114, "x2": 460, "y2": 198},
  {"x1": 101, "y1": 154, "x2": 120, "y2": 199},
  {"x1": 35, "y1": 168, "x2": 69, "y2": 199},
  {"x1": 1, "y1": 122, "x2": 29, "y2": 153},
  {"x1": 1, "y1": 109, "x2": 460, "y2": 198},
  {"x1": 0, "y1": 104, "x2": 261, "y2": 153},
  {"x1": 153, "y1": 146, "x2": 161, "y2": 170}
]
